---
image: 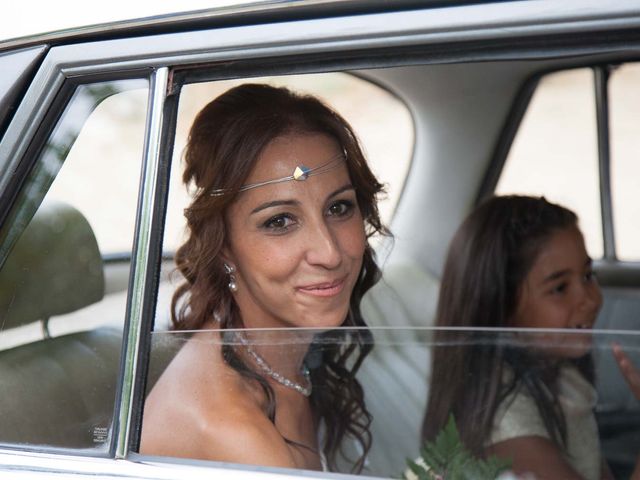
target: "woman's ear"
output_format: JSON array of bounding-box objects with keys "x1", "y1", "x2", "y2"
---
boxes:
[
  {"x1": 220, "y1": 246, "x2": 236, "y2": 269},
  {"x1": 220, "y1": 247, "x2": 236, "y2": 272}
]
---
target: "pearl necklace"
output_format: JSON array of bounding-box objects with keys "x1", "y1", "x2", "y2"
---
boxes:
[{"x1": 235, "y1": 332, "x2": 312, "y2": 397}]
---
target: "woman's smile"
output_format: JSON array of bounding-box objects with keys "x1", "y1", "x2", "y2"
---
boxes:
[{"x1": 296, "y1": 276, "x2": 346, "y2": 297}]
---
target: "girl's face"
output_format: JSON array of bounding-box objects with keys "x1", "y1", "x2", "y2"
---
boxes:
[
  {"x1": 512, "y1": 225, "x2": 602, "y2": 358},
  {"x1": 223, "y1": 133, "x2": 366, "y2": 330}
]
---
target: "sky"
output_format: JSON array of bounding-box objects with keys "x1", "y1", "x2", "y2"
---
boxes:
[{"x1": 2, "y1": 1, "x2": 254, "y2": 41}]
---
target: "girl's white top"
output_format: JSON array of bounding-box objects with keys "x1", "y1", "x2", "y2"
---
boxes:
[{"x1": 490, "y1": 364, "x2": 600, "y2": 480}]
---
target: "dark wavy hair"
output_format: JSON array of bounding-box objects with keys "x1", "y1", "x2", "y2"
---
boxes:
[
  {"x1": 422, "y1": 195, "x2": 594, "y2": 455},
  {"x1": 171, "y1": 83, "x2": 388, "y2": 472}
]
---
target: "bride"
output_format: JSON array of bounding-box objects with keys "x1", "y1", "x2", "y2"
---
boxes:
[{"x1": 141, "y1": 83, "x2": 388, "y2": 472}]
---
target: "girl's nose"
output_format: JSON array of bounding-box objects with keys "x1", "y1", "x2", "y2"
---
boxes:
[
  {"x1": 579, "y1": 281, "x2": 602, "y2": 313},
  {"x1": 305, "y1": 221, "x2": 342, "y2": 269}
]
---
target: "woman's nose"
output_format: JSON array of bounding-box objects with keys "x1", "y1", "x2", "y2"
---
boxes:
[{"x1": 305, "y1": 221, "x2": 342, "y2": 269}]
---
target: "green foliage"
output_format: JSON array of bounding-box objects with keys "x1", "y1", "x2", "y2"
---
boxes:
[{"x1": 405, "y1": 415, "x2": 511, "y2": 480}]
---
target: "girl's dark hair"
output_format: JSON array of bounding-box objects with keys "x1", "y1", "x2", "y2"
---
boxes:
[
  {"x1": 421, "y1": 195, "x2": 593, "y2": 455},
  {"x1": 172, "y1": 83, "x2": 388, "y2": 472}
]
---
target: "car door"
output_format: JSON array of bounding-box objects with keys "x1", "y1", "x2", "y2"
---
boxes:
[{"x1": 1, "y1": 1, "x2": 640, "y2": 478}]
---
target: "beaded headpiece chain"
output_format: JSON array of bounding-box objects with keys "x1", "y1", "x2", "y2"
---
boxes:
[{"x1": 209, "y1": 150, "x2": 346, "y2": 197}]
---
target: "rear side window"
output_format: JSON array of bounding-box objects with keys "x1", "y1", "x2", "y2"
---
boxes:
[
  {"x1": 610, "y1": 63, "x2": 640, "y2": 261},
  {"x1": 497, "y1": 64, "x2": 640, "y2": 263},
  {"x1": 496, "y1": 68, "x2": 603, "y2": 258}
]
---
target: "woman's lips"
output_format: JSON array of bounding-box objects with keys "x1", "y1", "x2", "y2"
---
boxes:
[{"x1": 297, "y1": 278, "x2": 346, "y2": 297}]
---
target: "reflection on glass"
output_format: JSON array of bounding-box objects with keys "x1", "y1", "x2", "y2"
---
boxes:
[{"x1": 145, "y1": 327, "x2": 640, "y2": 478}]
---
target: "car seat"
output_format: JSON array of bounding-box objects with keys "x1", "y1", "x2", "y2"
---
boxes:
[{"x1": 0, "y1": 201, "x2": 122, "y2": 450}]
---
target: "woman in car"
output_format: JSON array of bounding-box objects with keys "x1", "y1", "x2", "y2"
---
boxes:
[
  {"x1": 420, "y1": 195, "x2": 640, "y2": 480},
  {"x1": 140, "y1": 83, "x2": 388, "y2": 472}
]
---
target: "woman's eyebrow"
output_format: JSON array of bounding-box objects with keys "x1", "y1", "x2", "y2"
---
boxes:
[
  {"x1": 250, "y1": 184, "x2": 355, "y2": 215},
  {"x1": 250, "y1": 199, "x2": 299, "y2": 215},
  {"x1": 328, "y1": 184, "x2": 355, "y2": 199}
]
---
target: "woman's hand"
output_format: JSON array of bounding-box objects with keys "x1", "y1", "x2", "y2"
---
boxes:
[{"x1": 612, "y1": 342, "x2": 640, "y2": 401}]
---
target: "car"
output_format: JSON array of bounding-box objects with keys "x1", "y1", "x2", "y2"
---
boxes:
[{"x1": 1, "y1": 0, "x2": 639, "y2": 478}]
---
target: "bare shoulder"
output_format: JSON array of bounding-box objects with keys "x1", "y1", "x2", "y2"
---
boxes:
[
  {"x1": 196, "y1": 405, "x2": 297, "y2": 467},
  {"x1": 140, "y1": 332, "x2": 295, "y2": 467},
  {"x1": 488, "y1": 436, "x2": 584, "y2": 480}
]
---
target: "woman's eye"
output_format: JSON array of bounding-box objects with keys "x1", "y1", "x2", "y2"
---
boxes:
[
  {"x1": 327, "y1": 200, "x2": 354, "y2": 217},
  {"x1": 584, "y1": 270, "x2": 597, "y2": 283},
  {"x1": 263, "y1": 214, "x2": 295, "y2": 231}
]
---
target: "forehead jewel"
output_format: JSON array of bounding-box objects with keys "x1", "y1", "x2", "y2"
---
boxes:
[{"x1": 209, "y1": 149, "x2": 347, "y2": 197}]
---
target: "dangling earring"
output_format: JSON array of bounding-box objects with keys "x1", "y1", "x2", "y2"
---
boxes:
[{"x1": 224, "y1": 263, "x2": 238, "y2": 293}]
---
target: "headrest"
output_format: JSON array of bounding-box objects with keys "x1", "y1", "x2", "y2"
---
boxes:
[{"x1": 0, "y1": 201, "x2": 104, "y2": 330}]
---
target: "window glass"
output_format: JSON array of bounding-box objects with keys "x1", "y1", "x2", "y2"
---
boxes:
[
  {"x1": 609, "y1": 63, "x2": 640, "y2": 261},
  {"x1": 496, "y1": 68, "x2": 603, "y2": 258},
  {"x1": 144, "y1": 326, "x2": 640, "y2": 478},
  {"x1": 0, "y1": 79, "x2": 148, "y2": 451}
]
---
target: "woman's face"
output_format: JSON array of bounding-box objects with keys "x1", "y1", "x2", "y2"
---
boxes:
[
  {"x1": 223, "y1": 133, "x2": 366, "y2": 330},
  {"x1": 512, "y1": 225, "x2": 603, "y2": 358}
]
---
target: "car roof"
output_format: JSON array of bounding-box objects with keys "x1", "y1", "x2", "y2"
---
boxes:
[{"x1": 0, "y1": 0, "x2": 494, "y2": 53}]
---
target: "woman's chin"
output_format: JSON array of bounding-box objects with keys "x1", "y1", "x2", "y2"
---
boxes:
[{"x1": 295, "y1": 307, "x2": 352, "y2": 331}]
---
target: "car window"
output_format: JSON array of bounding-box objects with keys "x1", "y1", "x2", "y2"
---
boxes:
[
  {"x1": 495, "y1": 68, "x2": 603, "y2": 258},
  {"x1": 0, "y1": 79, "x2": 148, "y2": 451},
  {"x1": 610, "y1": 63, "x2": 640, "y2": 261},
  {"x1": 156, "y1": 72, "x2": 414, "y2": 331},
  {"x1": 144, "y1": 66, "x2": 639, "y2": 479}
]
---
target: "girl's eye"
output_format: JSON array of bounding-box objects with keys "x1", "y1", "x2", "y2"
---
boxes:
[
  {"x1": 327, "y1": 199, "x2": 355, "y2": 217},
  {"x1": 262, "y1": 214, "x2": 296, "y2": 232},
  {"x1": 584, "y1": 270, "x2": 597, "y2": 283},
  {"x1": 551, "y1": 283, "x2": 568, "y2": 295}
]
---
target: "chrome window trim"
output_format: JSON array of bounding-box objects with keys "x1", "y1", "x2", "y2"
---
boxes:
[
  {"x1": 0, "y1": 45, "x2": 47, "y2": 135},
  {"x1": 114, "y1": 67, "x2": 169, "y2": 459},
  {"x1": 594, "y1": 66, "x2": 616, "y2": 261},
  {"x1": 0, "y1": 448, "x2": 330, "y2": 479}
]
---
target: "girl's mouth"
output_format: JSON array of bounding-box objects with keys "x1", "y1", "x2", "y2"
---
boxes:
[{"x1": 572, "y1": 323, "x2": 592, "y2": 330}]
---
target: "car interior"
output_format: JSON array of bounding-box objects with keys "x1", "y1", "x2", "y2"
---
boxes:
[{"x1": 0, "y1": 44, "x2": 639, "y2": 478}]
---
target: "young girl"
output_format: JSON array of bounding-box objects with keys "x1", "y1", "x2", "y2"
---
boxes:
[{"x1": 421, "y1": 195, "x2": 640, "y2": 480}]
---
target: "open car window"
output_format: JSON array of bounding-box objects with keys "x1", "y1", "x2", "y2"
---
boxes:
[
  {"x1": 161, "y1": 73, "x2": 414, "y2": 255},
  {"x1": 156, "y1": 72, "x2": 414, "y2": 331}
]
